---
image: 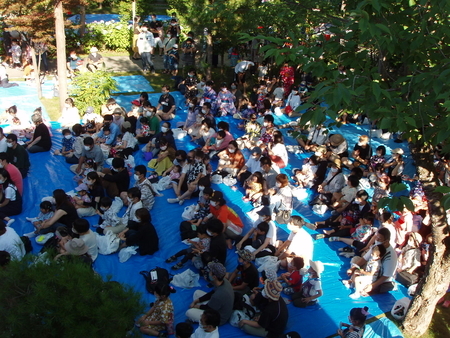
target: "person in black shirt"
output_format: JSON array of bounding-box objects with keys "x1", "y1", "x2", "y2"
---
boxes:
[
  {"x1": 98, "y1": 157, "x2": 130, "y2": 198},
  {"x1": 119, "y1": 208, "x2": 159, "y2": 256},
  {"x1": 38, "y1": 189, "x2": 79, "y2": 234},
  {"x1": 201, "y1": 218, "x2": 227, "y2": 266},
  {"x1": 239, "y1": 279, "x2": 288, "y2": 338},
  {"x1": 227, "y1": 249, "x2": 259, "y2": 294},
  {"x1": 26, "y1": 112, "x2": 52, "y2": 153},
  {"x1": 156, "y1": 85, "x2": 176, "y2": 121}
]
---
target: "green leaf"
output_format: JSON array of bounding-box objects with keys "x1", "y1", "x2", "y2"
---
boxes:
[
  {"x1": 435, "y1": 186, "x2": 450, "y2": 194},
  {"x1": 388, "y1": 198, "x2": 399, "y2": 211},
  {"x1": 443, "y1": 195, "x2": 450, "y2": 210},
  {"x1": 378, "y1": 197, "x2": 390, "y2": 209},
  {"x1": 409, "y1": 0, "x2": 416, "y2": 6},
  {"x1": 404, "y1": 116, "x2": 417, "y2": 128},
  {"x1": 375, "y1": 23, "x2": 391, "y2": 35},
  {"x1": 390, "y1": 183, "x2": 408, "y2": 193},
  {"x1": 372, "y1": 82, "x2": 381, "y2": 101},
  {"x1": 400, "y1": 196, "x2": 415, "y2": 211},
  {"x1": 379, "y1": 117, "x2": 392, "y2": 130}
]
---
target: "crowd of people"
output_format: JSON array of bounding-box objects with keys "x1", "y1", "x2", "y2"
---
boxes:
[{"x1": 1, "y1": 13, "x2": 447, "y2": 338}]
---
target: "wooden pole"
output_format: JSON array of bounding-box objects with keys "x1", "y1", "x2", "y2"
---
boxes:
[{"x1": 55, "y1": 0, "x2": 68, "y2": 111}]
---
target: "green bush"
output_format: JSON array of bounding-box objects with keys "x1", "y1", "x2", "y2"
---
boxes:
[
  {"x1": 66, "y1": 19, "x2": 132, "y2": 53},
  {"x1": 69, "y1": 70, "x2": 118, "y2": 116},
  {"x1": 0, "y1": 257, "x2": 144, "y2": 337}
]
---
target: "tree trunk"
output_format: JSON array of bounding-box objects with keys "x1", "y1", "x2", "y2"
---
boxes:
[
  {"x1": 402, "y1": 147, "x2": 450, "y2": 336},
  {"x1": 79, "y1": 5, "x2": 86, "y2": 38},
  {"x1": 55, "y1": 0, "x2": 68, "y2": 111},
  {"x1": 30, "y1": 47, "x2": 42, "y2": 98},
  {"x1": 206, "y1": 33, "x2": 212, "y2": 81}
]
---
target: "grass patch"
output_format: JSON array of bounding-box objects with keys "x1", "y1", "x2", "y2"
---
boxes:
[{"x1": 40, "y1": 97, "x2": 61, "y2": 121}]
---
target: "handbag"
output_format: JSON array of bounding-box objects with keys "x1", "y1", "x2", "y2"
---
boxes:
[
  {"x1": 171, "y1": 269, "x2": 200, "y2": 288},
  {"x1": 284, "y1": 105, "x2": 293, "y2": 115},
  {"x1": 275, "y1": 209, "x2": 292, "y2": 224},
  {"x1": 396, "y1": 271, "x2": 419, "y2": 288}
]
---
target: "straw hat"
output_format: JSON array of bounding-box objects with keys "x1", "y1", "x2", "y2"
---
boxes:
[
  {"x1": 329, "y1": 134, "x2": 345, "y2": 146},
  {"x1": 65, "y1": 238, "x2": 88, "y2": 256},
  {"x1": 309, "y1": 260, "x2": 324, "y2": 277}
]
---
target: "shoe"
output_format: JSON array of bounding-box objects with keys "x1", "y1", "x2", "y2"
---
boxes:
[
  {"x1": 171, "y1": 262, "x2": 184, "y2": 270},
  {"x1": 329, "y1": 236, "x2": 339, "y2": 242},
  {"x1": 339, "y1": 252, "x2": 355, "y2": 258},
  {"x1": 315, "y1": 234, "x2": 325, "y2": 240},
  {"x1": 349, "y1": 292, "x2": 360, "y2": 299},
  {"x1": 165, "y1": 255, "x2": 177, "y2": 263},
  {"x1": 24, "y1": 231, "x2": 37, "y2": 238},
  {"x1": 6, "y1": 219, "x2": 15, "y2": 226},
  {"x1": 178, "y1": 199, "x2": 185, "y2": 205},
  {"x1": 167, "y1": 198, "x2": 179, "y2": 203},
  {"x1": 338, "y1": 246, "x2": 353, "y2": 252},
  {"x1": 342, "y1": 280, "x2": 352, "y2": 289}
]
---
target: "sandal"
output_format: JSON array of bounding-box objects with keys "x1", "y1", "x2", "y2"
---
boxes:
[
  {"x1": 165, "y1": 255, "x2": 177, "y2": 263},
  {"x1": 171, "y1": 262, "x2": 184, "y2": 270}
]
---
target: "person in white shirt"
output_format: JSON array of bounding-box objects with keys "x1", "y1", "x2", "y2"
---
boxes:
[
  {"x1": 298, "y1": 124, "x2": 328, "y2": 151},
  {"x1": 136, "y1": 25, "x2": 155, "y2": 73},
  {"x1": 72, "y1": 219, "x2": 98, "y2": 261},
  {"x1": 276, "y1": 216, "x2": 313, "y2": 264},
  {"x1": 191, "y1": 309, "x2": 220, "y2": 338},
  {"x1": 122, "y1": 187, "x2": 143, "y2": 225},
  {"x1": 0, "y1": 220, "x2": 25, "y2": 260}
]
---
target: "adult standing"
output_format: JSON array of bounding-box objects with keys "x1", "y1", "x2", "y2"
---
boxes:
[
  {"x1": 71, "y1": 136, "x2": 104, "y2": 174},
  {"x1": 6, "y1": 134, "x2": 30, "y2": 178},
  {"x1": 181, "y1": 38, "x2": 196, "y2": 68},
  {"x1": 136, "y1": 24, "x2": 156, "y2": 74},
  {"x1": 38, "y1": 189, "x2": 79, "y2": 234},
  {"x1": 25, "y1": 113, "x2": 52, "y2": 153},
  {"x1": 132, "y1": 16, "x2": 141, "y2": 60},
  {"x1": 186, "y1": 262, "x2": 234, "y2": 326},
  {"x1": 162, "y1": 32, "x2": 178, "y2": 74},
  {"x1": 0, "y1": 152, "x2": 22, "y2": 195},
  {"x1": 279, "y1": 62, "x2": 295, "y2": 98},
  {"x1": 156, "y1": 85, "x2": 176, "y2": 121},
  {"x1": 98, "y1": 158, "x2": 130, "y2": 198},
  {"x1": 75, "y1": 172, "x2": 105, "y2": 217},
  {"x1": 149, "y1": 14, "x2": 164, "y2": 57}
]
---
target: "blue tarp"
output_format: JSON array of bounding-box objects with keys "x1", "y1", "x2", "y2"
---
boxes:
[
  {"x1": 112, "y1": 76, "x2": 154, "y2": 94},
  {"x1": 68, "y1": 14, "x2": 172, "y2": 24},
  {"x1": 4, "y1": 86, "x2": 409, "y2": 337}
]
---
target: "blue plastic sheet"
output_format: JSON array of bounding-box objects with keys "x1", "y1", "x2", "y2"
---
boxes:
[
  {"x1": 6, "y1": 88, "x2": 410, "y2": 338},
  {"x1": 68, "y1": 14, "x2": 172, "y2": 24},
  {"x1": 111, "y1": 76, "x2": 155, "y2": 94},
  {"x1": 0, "y1": 84, "x2": 50, "y2": 120}
]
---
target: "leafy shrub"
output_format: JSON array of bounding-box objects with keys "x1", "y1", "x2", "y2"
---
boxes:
[
  {"x1": 0, "y1": 257, "x2": 144, "y2": 337},
  {"x1": 69, "y1": 70, "x2": 118, "y2": 116},
  {"x1": 66, "y1": 19, "x2": 132, "y2": 53}
]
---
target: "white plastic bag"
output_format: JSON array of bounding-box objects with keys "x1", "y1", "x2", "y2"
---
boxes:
[
  {"x1": 118, "y1": 246, "x2": 138, "y2": 263},
  {"x1": 172, "y1": 128, "x2": 187, "y2": 140},
  {"x1": 229, "y1": 310, "x2": 252, "y2": 327},
  {"x1": 111, "y1": 196, "x2": 124, "y2": 214},
  {"x1": 182, "y1": 205, "x2": 197, "y2": 221},
  {"x1": 223, "y1": 174, "x2": 237, "y2": 186},
  {"x1": 211, "y1": 174, "x2": 223, "y2": 184},
  {"x1": 171, "y1": 269, "x2": 200, "y2": 288},
  {"x1": 255, "y1": 255, "x2": 279, "y2": 273},
  {"x1": 313, "y1": 204, "x2": 328, "y2": 215},
  {"x1": 96, "y1": 230, "x2": 120, "y2": 255},
  {"x1": 391, "y1": 297, "x2": 411, "y2": 320}
]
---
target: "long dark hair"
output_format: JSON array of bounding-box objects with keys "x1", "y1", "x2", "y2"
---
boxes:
[
  {"x1": 87, "y1": 172, "x2": 102, "y2": 189},
  {"x1": 0, "y1": 168, "x2": 14, "y2": 190},
  {"x1": 53, "y1": 189, "x2": 72, "y2": 209}
]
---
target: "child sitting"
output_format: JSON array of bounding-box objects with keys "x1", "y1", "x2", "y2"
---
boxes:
[
  {"x1": 397, "y1": 232, "x2": 422, "y2": 274},
  {"x1": 330, "y1": 175, "x2": 360, "y2": 212},
  {"x1": 153, "y1": 165, "x2": 182, "y2": 194},
  {"x1": 243, "y1": 172, "x2": 263, "y2": 206},
  {"x1": 192, "y1": 187, "x2": 213, "y2": 224},
  {"x1": 95, "y1": 196, "x2": 125, "y2": 235},
  {"x1": 110, "y1": 134, "x2": 124, "y2": 157},
  {"x1": 293, "y1": 155, "x2": 319, "y2": 188},
  {"x1": 344, "y1": 244, "x2": 385, "y2": 299},
  {"x1": 135, "y1": 283, "x2": 175, "y2": 337},
  {"x1": 337, "y1": 306, "x2": 369, "y2": 338},
  {"x1": 165, "y1": 224, "x2": 211, "y2": 270},
  {"x1": 226, "y1": 249, "x2": 259, "y2": 294},
  {"x1": 72, "y1": 183, "x2": 92, "y2": 205},
  {"x1": 279, "y1": 256, "x2": 305, "y2": 295},
  {"x1": 54, "y1": 129, "x2": 75, "y2": 158},
  {"x1": 292, "y1": 260, "x2": 324, "y2": 307},
  {"x1": 74, "y1": 158, "x2": 96, "y2": 184},
  {"x1": 325, "y1": 212, "x2": 375, "y2": 242},
  {"x1": 122, "y1": 187, "x2": 143, "y2": 226},
  {"x1": 23, "y1": 201, "x2": 55, "y2": 238}
]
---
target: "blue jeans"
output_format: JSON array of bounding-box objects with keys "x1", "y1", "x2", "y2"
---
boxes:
[{"x1": 141, "y1": 52, "x2": 153, "y2": 71}]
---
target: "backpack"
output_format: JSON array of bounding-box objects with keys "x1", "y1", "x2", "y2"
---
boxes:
[
  {"x1": 179, "y1": 221, "x2": 198, "y2": 240},
  {"x1": 20, "y1": 236, "x2": 32, "y2": 254},
  {"x1": 140, "y1": 267, "x2": 174, "y2": 294},
  {"x1": 230, "y1": 292, "x2": 256, "y2": 327}
]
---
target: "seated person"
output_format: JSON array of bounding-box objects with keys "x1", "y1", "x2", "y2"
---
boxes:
[
  {"x1": 217, "y1": 141, "x2": 245, "y2": 177},
  {"x1": 325, "y1": 211, "x2": 375, "y2": 241},
  {"x1": 276, "y1": 216, "x2": 313, "y2": 263},
  {"x1": 226, "y1": 249, "x2": 259, "y2": 294},
  {"x1": 330, "y1": 175, "x2": 360, "y2": 213},
  {"x1": 297, "y1": 123, "x2": 327, "y2": 151},
  {"x1": 292, "y1": 260, "x2": 324, "y2": 307},
  {"x1": 66, "y1": 51, "x2": 83, "y2": 77},
  {"x1": 325, "y1": 133, "x2": 348, "y2": 160},
  {"x1": 86, "y1": 47, "x2": 104, "y2": 72},
  {"x1": 343, "y1": 135, "x2": 373, "y2": 168}
]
